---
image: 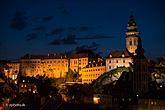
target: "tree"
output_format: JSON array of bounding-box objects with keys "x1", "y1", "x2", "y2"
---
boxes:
[
  {"x1": 156, "y1": 54, "x2": 165, "y2": 67},
  {"x1": 65, "y1": 68, "x2": 79, "y2": 82}
]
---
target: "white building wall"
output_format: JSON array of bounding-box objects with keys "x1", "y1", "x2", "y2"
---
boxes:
[{"x1": 106, "y1": 57, "x2": 132, "y2": 72}]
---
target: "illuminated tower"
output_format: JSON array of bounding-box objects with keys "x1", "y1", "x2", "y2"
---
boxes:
[{"x1": 126, "y1": 14, "x2": 139, "y2": 54}]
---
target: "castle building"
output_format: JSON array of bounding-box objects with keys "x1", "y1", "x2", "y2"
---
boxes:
[
  {"x1": 69, "y1": 53, "x2": 89, "y2": 75},
  {"x1": 20, "y1": 54, "x2": 69, "y2": 78},
  {"x1": 106, "y1": 14, "x2": 139, "y2": 71},
  {"x1": 20, "y1": 53, "x2": 93, "y2": 79},
  {"x1": 6, "y1": 61, "x2": 20, "y2": 80},
  {"x1": 106, "y1": 50, "x2": 132, "y2": 72},
  {"x1": 81, "y1": 59, "x2": 105, "y2": 84}
]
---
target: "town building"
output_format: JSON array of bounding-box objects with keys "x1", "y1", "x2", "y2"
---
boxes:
[
  {"x1": 6, "y1": 61, "x2": 20, "y2": 80},
  {"x1": 69, "y1": 53, "x2": 89, "y2": 75},
  {"x1": 106, "y1": 50, "x2": 133, "y2": 72},
  {"x1": 81, "y1": 58, "x2": 105, "y2": 84},
  {"x1": 20, "y1": 52, "x2": 96, "y2": 79},
  {"x1": 106, "y1": 14, "x2": 139, "y2": 71},
  {"x1": 20, "y1": 54, "x2": 69, "y2": 78}
]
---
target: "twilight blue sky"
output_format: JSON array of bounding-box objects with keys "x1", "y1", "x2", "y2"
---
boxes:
[{"x1": 0, "y1": 0, "x2": 165, "y2": 60}]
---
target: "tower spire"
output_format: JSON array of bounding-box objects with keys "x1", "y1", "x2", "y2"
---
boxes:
[{"x1": 126, "y1": 13, "x2": 139, "y2": 54}]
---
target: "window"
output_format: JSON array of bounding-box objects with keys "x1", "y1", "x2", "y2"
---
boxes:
[
  {"x1": 123, "y1": 60, "x2": 125, "y2": 63},
  {"x1": 109, "y1": 60, "x2": 111, "y2": 63},
  {"x1": 129, "y1": 41, "x2": 132, "y2": 45},
  {"x1": 134, "y1": 39, "x2": 137, "y2": 45},
  {"x1": 109, "y1": 66, "x2": 111, "y2": 69},
  {"x1": 116, "y1": 60, "x2": 118, "y2": 63}
]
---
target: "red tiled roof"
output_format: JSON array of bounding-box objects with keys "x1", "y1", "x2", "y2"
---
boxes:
[{"x1": 107, "y1": 50, "x2": 132, "y2": 58}]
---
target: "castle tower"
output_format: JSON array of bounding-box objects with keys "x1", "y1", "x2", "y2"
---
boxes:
[
  {"x1": 126, "y1": 14, "x2": 139, "y2": 54},
  {"x1": 133, "y1": 37, "x2": 148, "y2": 95}
]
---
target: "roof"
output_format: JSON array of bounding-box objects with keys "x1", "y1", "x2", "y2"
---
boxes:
[
  {"x1": 107, "y1": 50, "x2": 133, "y2": 58},
  {"x1": 84, "y1": 60, "x2": 105, "y2": 68},
  {"x1": 21, "y1": 54, "x2": 68, "y2": 59},
  {"x1": 21, "y1": 53, "x2": 90, "y2": 60}
]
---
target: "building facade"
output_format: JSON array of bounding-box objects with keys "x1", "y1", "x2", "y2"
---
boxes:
[
  {"x1": 69, "y1": 53, "x2": 89, "y2": 75},
  {"x1": 81, "y1": 59, "x2": 105, "y2": 84},
  {"x1": 20, "y1": 53, "x2": 92, "y2": 79},
  {"x1": 106, "y1": 50, "x2": 133, "y2": 72},
  {"x1": 20, "y1": 54, "x2": 69, "y2": 78},
  {"x1": 6, "y1": 61, "x2": 20, "y2": 80}
]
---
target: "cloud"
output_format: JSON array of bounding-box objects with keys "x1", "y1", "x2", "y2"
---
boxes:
[
  {"x1": 75, "y1": 42, "x2": 99, "y2": 52},
  {"x1": 61, "y1": 34, "x2": 77, "y2": 44},
  {"x1": 48, "y1": 33, "x2": 114, "y2": 46},
  {"x1": 76, "y1": 34, "x2": 114, "y2": 40},
  {"x1": 47, "y1": 28, "x2": 65, "y2": 36},
  {"x1": 49, "y1": 34, "x2": 77, "y2": 45},
  {"x1": 42, "y1": 16, "x2": 54, "y2": 22},
  {"x1": 49, "y1": 39, "x2": 61, "y2": 45},
  {"x1": 9, "y1": 11, "x2": 28, "y2": 31},
  {"x1": 67, "y1": 26, "x2": 92, "y2": 32},
  {"x1": 26, "y1": 33, "x2": 38, "y2": 41}
]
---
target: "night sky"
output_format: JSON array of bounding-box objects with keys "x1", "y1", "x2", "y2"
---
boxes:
[{"x1": 0, "y1": 0, "x2": 165, "y2": 60}]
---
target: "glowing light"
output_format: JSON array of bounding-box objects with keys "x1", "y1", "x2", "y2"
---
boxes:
[{"x1": 93, "y1": 96, "x2": 100, "y2": 104}]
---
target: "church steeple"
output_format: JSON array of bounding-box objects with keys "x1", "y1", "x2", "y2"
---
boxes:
[{"x1": 126, "y1": 14, "x2": 139, "y2": 54}]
